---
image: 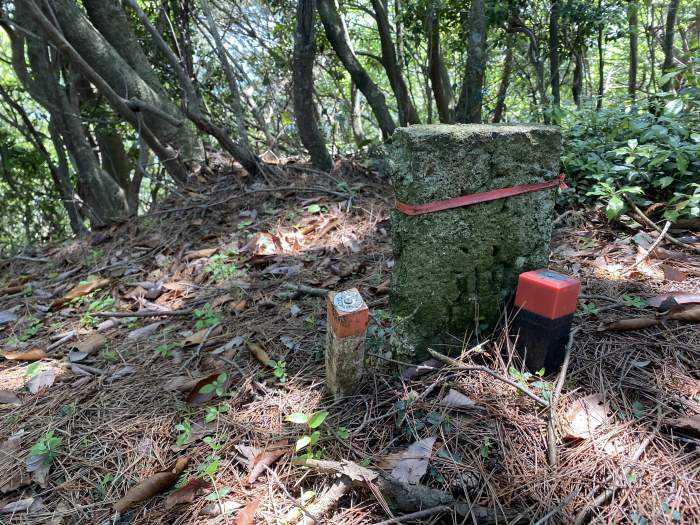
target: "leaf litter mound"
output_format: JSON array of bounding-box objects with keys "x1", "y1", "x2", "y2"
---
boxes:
[{"x1": 1, "y1": 161, "x2": 699, "y2": 524}]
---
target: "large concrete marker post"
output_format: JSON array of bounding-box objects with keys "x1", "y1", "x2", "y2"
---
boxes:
[{"x1": 388, "y1": 124, "x2": 561, "y2": 359}]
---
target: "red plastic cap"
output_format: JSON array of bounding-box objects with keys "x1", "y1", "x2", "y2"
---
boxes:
[{"x1": 514, "y1": 269, "x2": 580, "y2": 320}]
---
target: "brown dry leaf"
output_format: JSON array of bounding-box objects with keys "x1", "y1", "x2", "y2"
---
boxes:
[
  {"x1": 113, "y1": 456, "x2": 189, "y2": 513},
  {"x1": 234, "y1": 497, "x2": 261, "y2": 525},
  {"x1": 164, "y1": 478, "x2": 211, "y2": 507},
  {"x1": 666, "y1": 304, "x2": 700, "y2": 322},
  {"x1": 647, "y1": 292, "x2": 700, "y2": 309},
  {"x1": 246, "y1": 342, "x2": 271, "y2": 366},
  {"x1": 71, "y1": 334, "x2": 106, "y2": 355},
  {"x1": 186, "y1": 371, "x2": 227, "y2": 405},
  {"x1": 439, "y1": 389, "x2": 477, "y2": 409},
  {"x1": 183, "y1": 247, "x2": 218, "y2": 261},
  {"x1": 51, "y1": 278, "x2": 111, "y2": 309},
  {"x1": 564, "y1": 394, "x2": 608, "y2": 439},
  {"x1": 26, "y1": 368, "x2": 55, "y2": 394},
  {"x1": 247, "y1": 440, "x2": 289, "y2": 484},
  {"x1": 1, "y1": 348, "x2": 47, "y2": 361},
  {"x1": 370, "y1": 279, "x2": 391, "y2": 295},
  {"x1": 246, "y1": 232, "x2": 283, "y2": 256},
  {"x1": 0, "y1": 390, "x2": 21, "y2": 406},
  {"x1": 182, "y1": 325, "x2": 222, "y2": 347},
  {"x1": 597, "y1": 317, "x2": 659, "y2": 331},
  {"x1": 670, "y1": 415, "x2": 700, "y2": 434},
  {"x1": 163, "y1": 376, "x2": 201, "y2": 392},
  {"x1": 661, "y1": 265, "x2": 688, "y2": 282},
  {"x1": 227, "y1": 300, "x2": 247, "y2": 315},
  {"x1": 211, "y1": 294, "x2": 234, "y2": 308},
  {"x1": 379, "y1": 436, "x2": 437, "y2": 484}
]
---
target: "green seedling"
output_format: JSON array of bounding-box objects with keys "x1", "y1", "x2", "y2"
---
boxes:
[
  {"x1": 285, "y1": 410, "x2": 328, "y2": 453},
  {"x1": 193, "y1": 303, "x2": 221, "y2": 331},
  {"x1": 576, "y1": 302, "x2": 599, "y2": 318},
  {"x1": 95, "y1": 473, "x2": 114, "y2": 501},
  {"x1": 156, "y1": 342, "x2": 178, "y2": 358},
  {"x1": 28, "y1": 431, "x2": 62, "y2": 470},
  {"x1": 175, "y1": 421, "x2": 192, "y2": 447},
  {"x1": 204, "y1": 403, "x2": 230, "y2": 423},
  {"x1": 205, "y1": 254, "x2": 241, "y2": 282},
  {"x1": 622, "y1": 295, "x2": 647, "y2": 309},
  {"x1": 199, "y1": 373, "x2": 228, "y2": 397},
  {"x1": 267, "y1": 360, "x2": 287, "y2": 383},
  {"x1": 23, "y1": 362, "x2": 41, "y2": 378}
]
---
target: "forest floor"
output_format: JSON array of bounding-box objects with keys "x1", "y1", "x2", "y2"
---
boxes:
[{"x1": 1, "y1": 159, "x2": 699, "y2": 525}]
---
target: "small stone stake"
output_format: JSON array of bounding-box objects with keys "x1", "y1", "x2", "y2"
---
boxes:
[
  {"x1": 325, "y1": 288, "x2": 368, "y2": 397},
  {"x1": 387, "y1": 124, "x2": 561, "y2": 360}
]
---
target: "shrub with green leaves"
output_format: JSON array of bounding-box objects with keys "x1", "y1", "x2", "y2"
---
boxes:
[{"x1": 562, "y1": 83, "x2": 699, "y2": 222}]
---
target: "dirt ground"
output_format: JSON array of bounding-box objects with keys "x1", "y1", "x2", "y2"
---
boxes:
[{"x1": 1, "y1": 160, "x2": 699, "y2": 524}]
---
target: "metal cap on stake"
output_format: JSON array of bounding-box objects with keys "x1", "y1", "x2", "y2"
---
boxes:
[{"x1": 325, "y1": 288, "x2": 368, "y2": 398}]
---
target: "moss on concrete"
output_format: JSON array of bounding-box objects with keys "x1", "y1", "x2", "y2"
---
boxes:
[{"x1": 388, "y1": 124, "x2": 561, "y2": 360}]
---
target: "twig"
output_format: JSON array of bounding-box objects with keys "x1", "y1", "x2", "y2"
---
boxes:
[
  {"x1": 284, "y1": 283, "x2": 329, "y2": 298},
  {"x1": 93, "y1": 308, "x2": 192, "y2": 318},
  {"x1": 427, "y1": 349, "x2": 549, "y2": 407},
  {"x1": 624, "y1": 196, "x2": 700, "y2": 254},
  {"x1": 372, "y1": 505, "x2": 453, "y2": 525},
  {"x1": 622, "y1": 220, "x2": 671, "y2": 274},
  {"x1": 300, "y1": 478, "x2": 351, "y2": 525},
  {"x1": 180, "y1": 324, "x2": 218, "y2": 370},
  {"x1": 573, "y1": 431, "x2": 656, "y2": 525},
  {"x1": 264, "y1": 466, "x2": 320, "y2": 524},
  {"x1": 547, "y1": 327, "x2": 580, "y2": 466}
]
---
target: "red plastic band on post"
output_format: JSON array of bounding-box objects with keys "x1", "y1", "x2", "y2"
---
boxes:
[{"x1": 395, "y1": 174, "x2": 568, "y2": 216}]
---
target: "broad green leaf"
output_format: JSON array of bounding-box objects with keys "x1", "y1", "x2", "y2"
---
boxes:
[
  {"x1": 307, "y1": 410, "x2": 328, "y2": 429},
  {"x1": 199, "y1": 384, "x2": 215, "y2": 394},
  {"x1": 295, "y1": 435, "x2": 311, "y2": 451},
  {"x1": 606, "y1": 195, "x2": 624, "y2": 219},
  {"x1": 663, "y1": 98, "x2": 683, "y2": 116},
  {"x1": 306, "y1": 204, "x2": 322, "y2": 214},
  {"x1": 285, "y1": 412, "x2": 308, "y2": 424},
  {"x1": 676, "y1": 154, "x2": 688, "y2": 175},
  {"x1": 308, "y1": 431, "x2": 320, "y2": 445},
  {"x1": 658, "y1": 176, "x2": 674, "y2": 189}
]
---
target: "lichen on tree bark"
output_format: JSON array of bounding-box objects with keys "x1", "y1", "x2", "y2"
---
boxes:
[{"x1": 388, "y1": 124, "x2": 561, "y2": 360}]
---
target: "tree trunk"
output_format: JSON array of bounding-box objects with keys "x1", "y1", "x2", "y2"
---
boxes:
[
  {"x1": 80, "y1": 0, "x2": 203, "y2": 167},
  {"x1": 370, "y1": 0, "x2": 420, "y2": 126},
  {"x1": 596, "y1": 0, "x2": 604, "y2": 110},
  {"x1": 661, "y1": 0, "x2": 681, "y2": 91},
  {"x1": 350, "y1": 81, "x2": 366, "y2": 147},
  {"x1": 317, "y1": 0, "x2": 396, "y2": 139},
  {"x1": 628, "y1": 0, "x2": 639, "y2": 99},
  {"x1": 549, "y1": 0, "x2": 561, "y2": 121},
  {"x1": 426, "y1": 8, "x2": 451, "y2": 123},
  {"x1": 455, "y1": 0, "x2": 486, "y2": 123},
  {"x1": 200, "y1": 0, "x2": 249, "y2": 148},
  {"x1": 493, "y1": 34, "x2": 514, "y2": 123},
  {"x1": 292, "y1": 0, "x2": 333, "y2": 171},
  {"x1": 508, "y1": 23, "x2": 548, "y2": 123},
  {"x1": 18, "y1": 0, "x2": 191, "y2": 185},
  {"x1": 572, "y1": 50, "x2": 583, "y2": 109}
]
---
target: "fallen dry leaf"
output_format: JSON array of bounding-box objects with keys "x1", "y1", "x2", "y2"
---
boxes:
[
  {"x1": 0, "y1": 309, "x2": 18, "y2": 325},
  {"x1": 70, "y1": 333, "x2": 106, "y2": 356},
  {"x1": 0, "y1": 390, "x2": 21, "y2": 405},
  {"x1": 0, "y1": 497, "x2": 35, "y2": 514},
  {"x1": 246, "y1": 342, "x2": 271, "y2": 366},
  {"x1": 127, "y1": 322, "x2": 164, "y2": 340},
  {"x1": 669, "y1": 415, "x2": 700, "y2": 434},
  {"x1": 201, "y1": 500, "x2": 244, "y2": 517},
  {"x1": 1, "y1": 348, "x2": 47, "y2": 361},
  {"x1": 183, "y1": 247, "x2": 218, "y2": 261},
  {"x1": 26, "y1": 368, "x2": 55, "y2": 394},
  {"x1": 379, "y1": 436, "x2": 437, "y2": 484},
  {"x1": 51, "y1": 278, "x2": 111, "y2": 309},
  {"x1": 564, "y1": 394, "x2": 608, "y2": 439},
  {"x1": 164, "y1": 478, "x2": 211, "y2": 507},
  {"x1": 247, "y1": 441, "x2": 289, "y2": 484},
  {"x1": 227, "y1": 299, "x2": 247, "y2": 315},
  {"x1": 439, "y1": 389, "x2": 477, "y2": 409},
  {"x1": 647, "y1": 292, "x2": 700, "y2": 309},
  {"x1": 597, "y1": 317, "x2": 659, "y2": 331},
  {"x1": 211, "y1": 294, "x2": 234, "y2": 308},
  {"x1": 661, "y1": 265, "x2": 688, "y2": 282},
  {"x1": 234, "y1": 497, "x2": 260, "y2": 525},
  {"x1": 182, "y1": 325, "x2": 222, "y2": 347},
  {"x1": 113, "y1": 456, "x2": 189, "y2": 513},
  {"x1": 186, "y1": 371, "x2": 228, "y2": 405},
  {"x1": 666, "y1": 304, "x2": 700, "y2": 322}
]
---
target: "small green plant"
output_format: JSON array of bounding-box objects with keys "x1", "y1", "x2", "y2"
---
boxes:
[
  {"x1": 85, "y1": 248, "x2": 103, "y2": 268},
  {"x1": 193, "y1": 303, "x2": 221, "y2": 331},
  {"x1": 205, "y1": 486, "x2": 231, "y2": 500},
  {"x1": 622, "y1": 295, "x2": 647, "y2": 309},
  {"x1": 175, "y1": 421, "x2": 192, "y2": 447},
  {"x1": 156, "y1": 342, "x2": 178, "y2": 358},
  {"x1": 204, "y1": 403, "x2": 230, "y2": 423},
  {"x1": 532, "y1": 368, "x2": 552, "y2": 402},
  {"x1": 5, "y1": 335, "x2": 20, "y2": 347},
  {"x1": 576, "y1": 302, "x2": 599, "y2": 318},
  {"x1": 479, "y1": 437, "x2": 492, "y2": 459},
  {"x1": 20, "y1": 317, "x2": 41, "y2": 341},
  {"x1": 285, "y1": 410, "x2": 328, "y2": 453},
  {"x1": 23, "y1": 362, "x2": 41, "y2": 378},
  {"x1": 100, "y1": 349, "x2": 118, "y2": 362},
  {"x1": 198, "y1": 373, "x2": 228, "y2": 398},
  {"x1": 79, "y1": 294, "x2": 114, "y2": 327},
  {"x1": 205, "y1": 254, "x2": 241, "y2": 282},
  {"x1": 306, "y1": 204, "x2": 323, "y2": 214},
  {"x1": 335, "y1": 426, "x2": 349, "y2": 440},
  {"x1": 28, "y1": 431, "x2": 62, "y2": 468},
  {"x1": 197, "y1": 455, "x2": 220, "y2": 478},
  {"x1": 661, "y1": 501, "x2": 682, "y2": 522},
  {"x1": 94, "y1": 473, "x2": 114, "y2": 501},
  {"x1": 268, "y1": 360, "x2": 287, "y2": 383},
  {"x1": 202, "y1": 436, "x2": 222, "y2": 451}
]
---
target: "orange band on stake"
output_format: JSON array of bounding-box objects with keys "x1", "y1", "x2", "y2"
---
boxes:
[
  {"x1": 395, "y1": 174, "x2": 568, "y2": 216},
  {"x1": 327, "y1": 289, "x2": 369, "y2": 338}
]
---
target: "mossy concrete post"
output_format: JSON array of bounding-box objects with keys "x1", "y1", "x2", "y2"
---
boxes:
[{"x1": 388, "y1": 124, "x2": 561, "y2": 360}]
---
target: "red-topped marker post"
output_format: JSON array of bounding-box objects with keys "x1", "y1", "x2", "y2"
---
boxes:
[{"x1": 511, "y1": 269, "x2": 580, "y2": 374}]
